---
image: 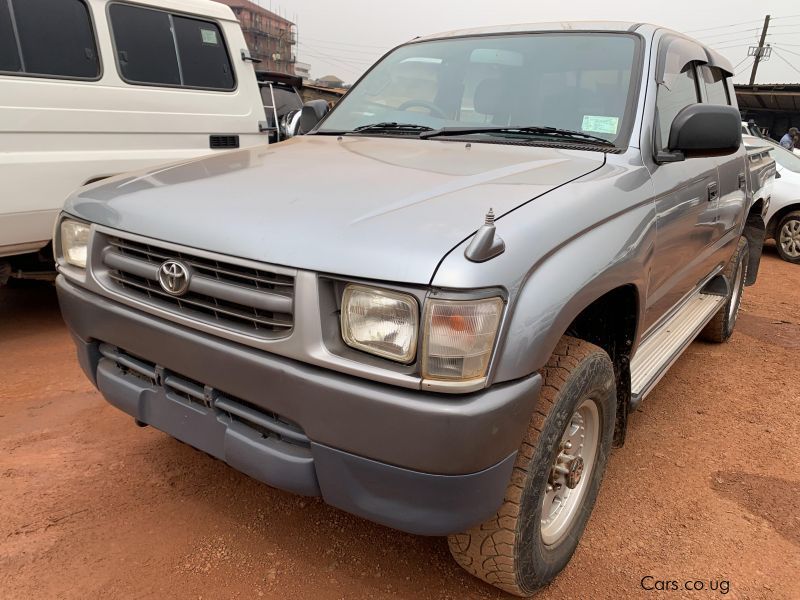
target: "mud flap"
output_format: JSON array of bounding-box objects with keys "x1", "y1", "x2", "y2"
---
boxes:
[{"x1": 744, "y1": 217, "x2": 765, "y2": 286}]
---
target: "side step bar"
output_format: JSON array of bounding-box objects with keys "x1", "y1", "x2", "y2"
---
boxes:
[{"x1": 629, "y1": 293, "x2": 725, "y2": 408}]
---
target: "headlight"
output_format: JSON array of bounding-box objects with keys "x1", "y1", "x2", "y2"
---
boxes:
[
  {"x1": 341, "y1": 285, "x2": 419, "y2": 363},
  {"x1": 422, "y1": 297, "x2": 503, "y2": 381},
  {"x1": 60, "y1": 219, "x2": 91, "y2": 268}
]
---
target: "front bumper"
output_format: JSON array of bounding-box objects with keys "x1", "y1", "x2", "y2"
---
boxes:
[{"x1": 57, "y1": 276, "x2": 541, "y2": 535}]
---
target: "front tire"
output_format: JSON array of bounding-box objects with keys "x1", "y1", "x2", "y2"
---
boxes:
[
  {"x1": 701, "y1": 236, "x2": 748, "y2": 343},
  {"x1": 776, "y1": 211, "x2": 800, "y2": 264},
  {"x1": 448, "y1": 337, "x2": 616, "y2": 596}
]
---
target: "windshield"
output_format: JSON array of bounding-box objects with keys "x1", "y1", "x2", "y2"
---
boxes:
[
  {"x1": 319, "y1": 33, "x2": 639, "y2": 145},
  {"x1": 770, "y1": 144, "x2": 800, "y2": 172}
]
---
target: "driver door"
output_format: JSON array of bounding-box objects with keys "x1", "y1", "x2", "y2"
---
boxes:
[{"x1": 644, "y1": 51, "x2": 721, "y2": 331}]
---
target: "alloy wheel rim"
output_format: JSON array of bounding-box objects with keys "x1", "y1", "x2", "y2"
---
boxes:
[
  {"x1": 779, "y1": 219, "x2": 800, "y2": 258},
  {"x1": 540, "y1": 398, "x2": 600, "y2": 547}
]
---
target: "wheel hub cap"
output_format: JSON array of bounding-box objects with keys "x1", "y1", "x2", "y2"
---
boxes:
[
  {"x1": 780, "y1": 219, "x2": 800, "y2": 258},
  {"x1": 540, "y1": 399, "x2": 600, "y2": 547},
  {"x1": 565, "y1": 455, "x2": 585, "y2": 489}
]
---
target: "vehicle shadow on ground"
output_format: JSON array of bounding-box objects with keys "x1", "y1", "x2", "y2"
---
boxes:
[
  {"x1": 711, "y1": 471, "x2": 800, "y2": 548},
  {"x1": 0, "y1": 281, "x2": 62, "y2": 341},
  {"x1": 137, "y1": 432, "x2": 510, "y2": 598}
]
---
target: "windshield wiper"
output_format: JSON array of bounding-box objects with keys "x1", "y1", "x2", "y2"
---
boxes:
[
  {"x1": 419, "y1": 125, "x2": 616, "y2": 147},
  {"x1": 348, "y1": 122, "x2": 435, "y2": 135}
]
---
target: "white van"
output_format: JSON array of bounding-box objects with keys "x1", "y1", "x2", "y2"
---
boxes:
[{"x1": 0, "y1": 0, "x2": 269, "y2": 280}]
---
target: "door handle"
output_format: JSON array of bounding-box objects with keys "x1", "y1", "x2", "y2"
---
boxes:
[
  {"x1": 738, "y1": 172, "x2": 747, "y2": 190},
  {"x1": 707, "y1": 182, "x2": 719, "y2": 201}
]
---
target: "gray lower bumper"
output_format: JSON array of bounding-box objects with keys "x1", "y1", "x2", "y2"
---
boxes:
[{"x1": 57, "y1": 276, "x2": 541, "y2": 535}]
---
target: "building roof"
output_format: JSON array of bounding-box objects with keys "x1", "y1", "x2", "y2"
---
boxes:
[
  {"x1": 735, "y1": 83, "x2": 800, "y2": 113},
  {"x1": 318, "y1": 75, "x2": 344, "y2": 83},
  {"x1": 212, "y1": 0, "x2": 293, "y2": 25}
]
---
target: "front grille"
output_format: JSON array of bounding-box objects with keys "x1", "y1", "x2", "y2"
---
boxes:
[
  {"x1": 99, "y1": 344, "x2": 310, "y2": 448},
  {"x1": 100, "y1": 235, "x2": 294, "y2": 339}
]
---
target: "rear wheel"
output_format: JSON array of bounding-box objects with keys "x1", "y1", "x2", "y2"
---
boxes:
[
  {"x1": 776, "y1": 211, "x2": 800, "y2": 264},
  {"x1": 701, "y1": 236, "x2": 748, "y2": 343},
  {"x1": 448, "y1": 336, "x2": 616, "y2": 596}
]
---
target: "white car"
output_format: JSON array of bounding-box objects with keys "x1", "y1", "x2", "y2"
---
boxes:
[
  {"x1": 1, "y1": 0, "x2": 270, "y2": 282},
  {"x1": 744, "y1": 135, "x2": 800, "y2": 263}
]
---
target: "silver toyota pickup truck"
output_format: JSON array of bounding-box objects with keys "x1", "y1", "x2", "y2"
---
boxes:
[{"x1": 56, "y1": 22, "x2": 772, "y2": 596}]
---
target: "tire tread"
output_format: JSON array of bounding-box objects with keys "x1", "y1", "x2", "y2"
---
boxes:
[{"x1": 447, "y1": 336, "x2": 607, "y2": 596}]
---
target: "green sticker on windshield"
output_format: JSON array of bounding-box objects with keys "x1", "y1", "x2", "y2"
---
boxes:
[
  {"x1": 201, "y1": 28, "x2": 219, "y2": 45},
  {"x1": 581, "y1": 115, "x2": 619, "y2": 135}
]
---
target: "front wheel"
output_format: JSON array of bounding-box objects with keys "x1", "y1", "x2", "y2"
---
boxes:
[{"x1": 448, "y1": 336, "x2": 616, "y2": 596}]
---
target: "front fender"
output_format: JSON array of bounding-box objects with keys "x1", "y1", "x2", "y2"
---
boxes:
[{"x1": 490, "y1": 203, "x2": 655, "y2": 383}]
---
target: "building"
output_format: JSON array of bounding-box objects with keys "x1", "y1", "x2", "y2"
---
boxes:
[
  {"x1": 294, "y1": 61, "x2": 311, "y2": 81},
  {"x1": 735, "y1": 83, "x2": 800, "y2": 140},
  {"x1": 315, "y1": 74, "x2": 346, "y2": 88},
  {"x1": 214, "y1": 0, "x2": 296, "y2": 74}
]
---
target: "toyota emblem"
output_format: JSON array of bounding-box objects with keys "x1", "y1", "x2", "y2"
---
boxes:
[{"x1": 158, "y1": 260, "x2": 191, "y2": 296}]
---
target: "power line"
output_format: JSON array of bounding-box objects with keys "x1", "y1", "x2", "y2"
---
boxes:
[
  {"x1": 773, "y1": 45, "x2": 800, "y2": 58},
  {"x1": 684, "y1": 19, "x2": 764, "y2": 34},
  {"x1": 772, "y1": 48, "x2": 800, "y2": 76},
  {"x1": 696, "y1": 27, "x2": 762, "y2": 41},
  {"x1": 298, "y1": 41, "x2": 383, "y2": 58},
  {"x1": 300, "y1": 35, "x2": 388, "y2": 50},
  {"x1": 731, "y1": 56, "x2": 751, "y2": 71},
  {"x1": 711, "y1": 43, "x2": 755, "y2": 50},
  {"x1": 298, "y1": 48, "x2": 371, "y2": 77},
  {"x1": 735, "y1": 58, "x2": 755, "y2": 76}
]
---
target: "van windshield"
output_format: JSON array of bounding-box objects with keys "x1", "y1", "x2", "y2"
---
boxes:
[{"x1": 319, "y1": 33, "x2": 639, "y2": 145}]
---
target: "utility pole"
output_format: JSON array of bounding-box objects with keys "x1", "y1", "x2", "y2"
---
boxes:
[{"x1": 749, "y1": 15, "x2": 771, "y2": 85}]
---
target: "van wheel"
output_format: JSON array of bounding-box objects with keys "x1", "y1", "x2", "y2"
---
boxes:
[
  {"x1": 776, "y1": 211, "x2": 800, "y2": 264},
  {"x1": 448, "y1": 336, "x2": 616, "y2": 596},
  {"x1": 701, "y1": 236, "x2": 749, "y2": 343}
]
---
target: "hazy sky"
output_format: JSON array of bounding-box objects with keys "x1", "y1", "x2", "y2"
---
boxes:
[{"x1": 260, "y1": 0, "x2": 800, "y2": 84}]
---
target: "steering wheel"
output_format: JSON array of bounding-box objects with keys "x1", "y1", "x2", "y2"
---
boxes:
[{"x1": 397, "y1": 99, "x2": 447, "y2": 119}]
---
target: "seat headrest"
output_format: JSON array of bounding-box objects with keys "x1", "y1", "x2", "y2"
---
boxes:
[{"x1": 474, "y1": 78, "x2": 509, "y2": 122}]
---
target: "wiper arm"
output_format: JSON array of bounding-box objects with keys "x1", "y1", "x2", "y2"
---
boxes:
[
  {"x1": 349, "y1": 122, "x2": 435, "y2": 134},
  {"x1": 420, "y1": 125, "x2": 616, "y2": 146}
]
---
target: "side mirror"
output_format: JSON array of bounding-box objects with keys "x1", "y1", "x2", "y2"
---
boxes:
[
  {"x1": 660, "y1": 104, "x2": 741, "y2": 162},
  {"x1": 285, "y1": 100, "x2": 330, "y2": 137}
]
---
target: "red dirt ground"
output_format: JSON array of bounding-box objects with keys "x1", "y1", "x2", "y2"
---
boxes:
[{"x1": 1, "y1": 245, "x2": 798, "y2": 599}]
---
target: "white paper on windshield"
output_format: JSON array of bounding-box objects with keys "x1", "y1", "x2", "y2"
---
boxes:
[{"x1": 581, "y1": 115, "x2": 619, "y2": 135}]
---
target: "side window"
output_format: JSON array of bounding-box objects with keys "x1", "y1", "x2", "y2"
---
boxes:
[
  {"x1": 173, "y1": 16, "x2": 234, "y2": 90},
  {"x1": 656, "y1": 62, "x2": 699, "y2": 150},
  {"x1": 109, "y1": 3, "x2": 235, "y2": 91},
  {"x1": 1, "y1": 0, "x2": 100, "y2": 79},
  {"x1": 109, "y1": 4, "x2": 180, "y2": 86},
  {"x1": 700, "y1": 66, "x2": 730, "y2": 106},
  {"x1": 0, "y1": 1, "x2": 20, "y2": 72}
]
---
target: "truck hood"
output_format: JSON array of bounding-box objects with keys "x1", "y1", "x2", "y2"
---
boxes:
[{"x1": 66, "y1": 135, "x2": 604, "y2": 284}]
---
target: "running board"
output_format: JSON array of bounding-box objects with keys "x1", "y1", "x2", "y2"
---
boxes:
[{"x1": 629, "y1": 293, "x2": 725, "y2": 408}]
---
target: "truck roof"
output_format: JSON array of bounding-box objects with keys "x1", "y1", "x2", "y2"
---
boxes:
[
  {"x1": 413, "y1": 22, "x2": 733, "y2": 73},
  {"x1": 415, "y1": 21, "x2": 651, "y2": 42}
]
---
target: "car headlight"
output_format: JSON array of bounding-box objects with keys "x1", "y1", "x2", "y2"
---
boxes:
[
  {"x1": 341, "y1": 285, "x2": 419, "y2": 363},
  {"x1": 60, "y1": 219, "x2": 91, "y2": 268},
  {"x1": 422, "y1": 297, "x2": 504, "y2": 381}
]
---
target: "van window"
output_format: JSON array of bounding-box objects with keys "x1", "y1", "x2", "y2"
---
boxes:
[
  {"x1": 109, "y1": 3, "x2": 234, "y2": 91},
  {"x1": 109, "y1": 4, "x2": 180, "y2": 86},
  {"x1": 656, "y1": 63, "x2": 699, "y2": 150},
  {"x1": 700, "y1": 66, "x2": 730, "y2": 106},
  {"x1": 173, "y1": 16, "x2": 234, "y2": 89},
  {"x1": 1, "y1": 0, "x2": 100, "y2": 79},
  {"x1": 0, "y1": 1, "x2": 20, "y2": 72}
]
